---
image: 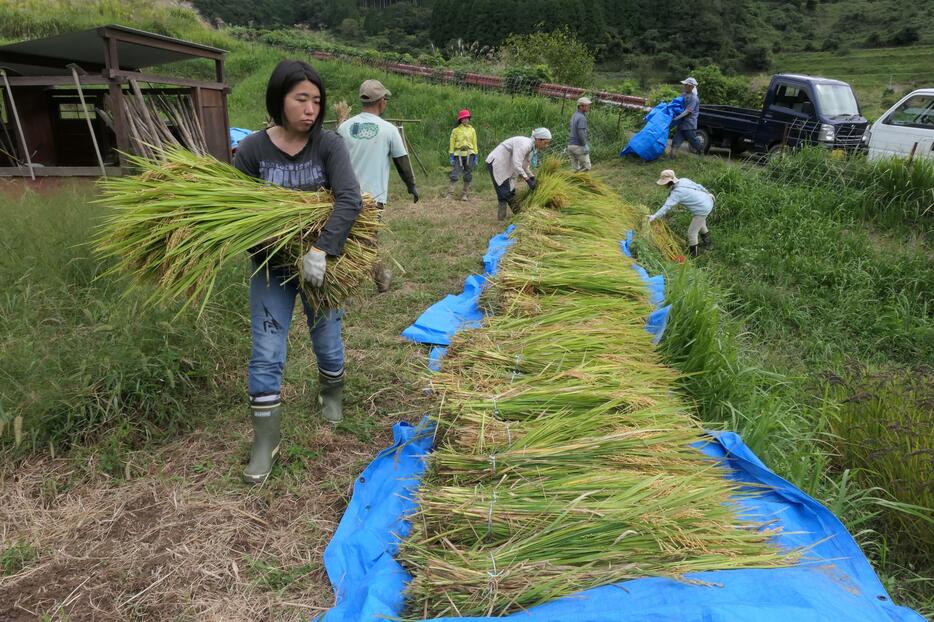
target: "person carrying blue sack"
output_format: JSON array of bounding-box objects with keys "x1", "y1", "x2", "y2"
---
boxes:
[
  {"x1": 445, "y1": 108, "x2": 479, "y2": 201},
  {"x1": 648, "y1": 168, "x2": 714, "y2": 257},
  {"x1": 668, "y1": 77, "x2": 704, "y2": 157}
]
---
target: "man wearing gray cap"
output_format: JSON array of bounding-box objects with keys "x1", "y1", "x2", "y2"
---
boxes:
[
  {"x1": 568, "y1": 96, "x2": 592, "y2": 172},
  {"x1": 338, "y1": 79, "x2": 419, "y2": 292},
  {"x1": 668, "y1": 77, "x2": 704, "y2": 158}
]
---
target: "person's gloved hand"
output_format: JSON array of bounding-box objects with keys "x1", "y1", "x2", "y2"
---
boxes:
[
  {"x1": 469, "y1": 154, "x2": 477, "y2": 167},
  {"x1": 302, "y1": 247, "x2": 327, "y2": 287},
  {"x1": 526, "y1": 176, "x2": 537, "y2": 191},
  {"x1": 449, "y1": 154, "x2": 456, "y2": 166},
  {"x1": 647, "y1": 214, "x2": 657, "y2": 223},
  {"x1": 410, "y1": 186, "x2": 420, "y2": 203}
]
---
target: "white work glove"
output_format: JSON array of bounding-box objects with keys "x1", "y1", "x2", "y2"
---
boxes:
[
  {"x1": 647, "y1": 214, "x2": 657, "y2": 223},
  {"x1": 302, "y1": 247, "x2": 327, "y2": 288}
]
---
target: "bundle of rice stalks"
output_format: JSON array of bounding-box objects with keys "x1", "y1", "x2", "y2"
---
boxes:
[
  {"x1": 644, "y1": 218, "x2": 686, "y2": 262},
  {"x1": 94, "y1": 148, "x2": 380, "y2": 314},
  {"x1": 400, "y1": 165, "x2": 797, "y2": 618}
]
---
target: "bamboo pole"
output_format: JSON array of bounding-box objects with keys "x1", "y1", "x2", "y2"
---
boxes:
[
  {"x1": 0, "y1": 68, "x2": 35, "y2": 179},
  {"x1": 67, "y1": 64, "x2": 107, "y2": 177}
]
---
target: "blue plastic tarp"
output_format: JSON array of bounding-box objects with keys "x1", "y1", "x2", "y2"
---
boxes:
[
  {"x1": 229, "y1": 127, "x2": 252, "y2": 149},
  {"x1": 620, "y1": 96, "x2": 685, "y2": 161},
  {"x1": 620, "y1": 231, "x2": 670, "y2": 344},
  {"x1": 319, "y1": 427, "x2": 923, "y2": 622},
  {"x1": 401, "y1": 225, "x2": 516, "y2": 346},
  {"x1": 324, "y1": 222, "x2": 922, "y2": 622}
]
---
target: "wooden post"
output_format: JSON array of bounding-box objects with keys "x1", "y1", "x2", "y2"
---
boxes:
[
  {"x1": 780, "y1": 122, "x2": 791, "y2": 153},
  {"x1": 103, "y1": 35, "x2": 130, "y2": 166}
]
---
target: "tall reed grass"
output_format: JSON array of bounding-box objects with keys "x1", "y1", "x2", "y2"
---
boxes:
[
  {"x1": 0, "y1": 183, "x2": 247, "y2": 462},
  {"x1": 764, "y1": 147, "x2": 934, "y2": 234}
]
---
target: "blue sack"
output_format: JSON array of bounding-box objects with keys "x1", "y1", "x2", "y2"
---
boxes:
[{"x1": 620, "y1": 96, "x2": 685, "y2": 161}]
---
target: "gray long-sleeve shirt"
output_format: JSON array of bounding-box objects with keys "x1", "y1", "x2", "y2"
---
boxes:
[
  {"x1": 234, "y1": 129, "x2": 362, "y2": 256},
  {"x1": 569, "y1": 110, "x2": 588, "y2": 147},
  {"x1": 652, "y1": 178, "x2": 714, "y2": 219}
]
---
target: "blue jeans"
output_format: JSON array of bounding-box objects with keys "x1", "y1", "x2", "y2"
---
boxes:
[
  {"x1": 672, "y1": 127, "x2": 704, "y2": 153},
  {"x1": 248, "y1": 261, "x2": 345, "y2": 398}
]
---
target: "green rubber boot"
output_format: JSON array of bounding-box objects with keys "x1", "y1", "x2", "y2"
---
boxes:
[
  {"x1": 318, "y1": 371, "x2": 345, "y2": 425},
  {"x1": 242, "y1": 403, "x2": 281, "y2": 485}
]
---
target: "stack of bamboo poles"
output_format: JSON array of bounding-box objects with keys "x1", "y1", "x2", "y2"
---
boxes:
[
  {"x1": 399, "y1": 162, "x2": 797, "y2": 618},
  {"x1": 93, "y1": 148, "x2": 381, "y2": 314},
  {"x1": 116, "y1": 82, "x2": 209, "y2": 159}
]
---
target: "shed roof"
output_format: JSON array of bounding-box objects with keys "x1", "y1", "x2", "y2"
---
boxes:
[{"x1": 0, "y1": 24, "x2": 226, "y2": 77}]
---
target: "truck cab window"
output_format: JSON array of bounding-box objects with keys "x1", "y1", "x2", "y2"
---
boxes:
[
  {"x1": 883, "y1": 94, "x2": 934, "y2": 129},
  {"x1": 814, "y1": 84, "x2": 861, "y2": 118},
  {"x1": 773, "y1": 84, "x2": 812, "y2": 114}
]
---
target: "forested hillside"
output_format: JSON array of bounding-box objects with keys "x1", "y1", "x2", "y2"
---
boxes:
[{"x1": 191, "y1": 0, "x2": 934, "y2": 76}]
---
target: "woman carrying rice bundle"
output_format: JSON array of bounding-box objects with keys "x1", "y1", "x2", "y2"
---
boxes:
[{"x1": 233, "y1": 60, "x2": 362, "y2": 484}]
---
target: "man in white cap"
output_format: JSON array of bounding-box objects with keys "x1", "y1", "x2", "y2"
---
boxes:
[
  {"x1": 647, "y1": 169, "x2": 714, "y2": 257},
  {"x1": 568, "y1": 96, "x2": 592, "y2": 172},
  {"x1": 485, "y1": 128, "x2": 551, "y2": 221},
  {"x1": 668, "y1": 77, "x2": 704, "y2": 158},
  {"x1": 338, "y1": 79, "x2": 419, "y2": 292}
]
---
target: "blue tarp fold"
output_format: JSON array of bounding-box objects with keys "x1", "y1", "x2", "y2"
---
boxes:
[
  {"x1": 401, "y1": 225, "x2": 516, "y2": 346},
  {"x1": 620, "y1": 96, "x2": 685, "y2": 161}
]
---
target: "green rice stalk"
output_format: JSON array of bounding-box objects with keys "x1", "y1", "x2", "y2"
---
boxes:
[
  {"x1": 400, "y1": 164, "x2": 799, "y2": 618},
  {"x1": 93, "y1": 148, "x2": 381, "y2": 314}
]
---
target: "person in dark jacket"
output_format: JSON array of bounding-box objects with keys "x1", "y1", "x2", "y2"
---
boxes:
[{"x1": 233, "y1": 59, "x2": 362, "y2": 484}]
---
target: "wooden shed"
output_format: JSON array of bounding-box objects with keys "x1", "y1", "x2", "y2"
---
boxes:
[{"x1": 0, "y1": 25, "x2": 230, "y2": 177}]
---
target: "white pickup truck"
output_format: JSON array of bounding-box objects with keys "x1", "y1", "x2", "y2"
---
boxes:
[{"x1": 867, "y1": 88, "x2": 934, "y2": 161}]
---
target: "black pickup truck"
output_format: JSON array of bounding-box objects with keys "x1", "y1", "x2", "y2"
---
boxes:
[{"x1": 696, "y1": 74, "x2": 869, "y2": 156}]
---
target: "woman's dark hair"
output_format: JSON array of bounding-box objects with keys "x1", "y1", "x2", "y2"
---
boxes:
[{"x1": 265, "y1": 59, "x2": 326, "y2": 134}]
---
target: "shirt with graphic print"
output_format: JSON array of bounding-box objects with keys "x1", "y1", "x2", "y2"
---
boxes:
[
  {"x1": 233, "y1": 128, "x2": 362, "y2": 256},
  {"x1": 337, "y1": 112, "x2": 408, "y2": 204}
]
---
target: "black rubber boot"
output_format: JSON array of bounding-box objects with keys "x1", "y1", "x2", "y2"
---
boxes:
[
  {"x1": 243, "y1": 402, "x2": 281, "y2": 485},
  {"x1": 700, "y1": 231, "x2": 712, "y2": 249},
  {"x1": 444, "y1": 180, "x2": 457, "y2": 198},
  {"x1": 497, "y1": 201, "x2": 507, "y2": 221},
  {"x1": 318, "y1": 370, "x2": 345, "y2": 425},
  {"x1": 461, "y1": 181, "x2": 471, "y2": 201},
  {"x1": 689, "y1": 244, "x2": 700, "y2": 257}
]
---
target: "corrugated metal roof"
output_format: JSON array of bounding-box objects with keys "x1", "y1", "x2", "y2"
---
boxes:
[{"x1": 0, "y1": 24, "x2": 226, "y2": 76}]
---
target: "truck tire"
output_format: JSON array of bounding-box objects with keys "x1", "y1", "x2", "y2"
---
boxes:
[
  {"x1": 696, "y1": 128, "x2": 711, "y2": 154},
  {"x1": 767, "y1": 143, "x2": 786, "y2": 160}
]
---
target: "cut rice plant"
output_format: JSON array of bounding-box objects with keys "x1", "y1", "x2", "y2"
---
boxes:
[
  {"x1": 93, "y1": 148, "x2": 380, "y2": 314},
  {"x1": 400, "y1": 164, "x2": 798, "y2": 618}
]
